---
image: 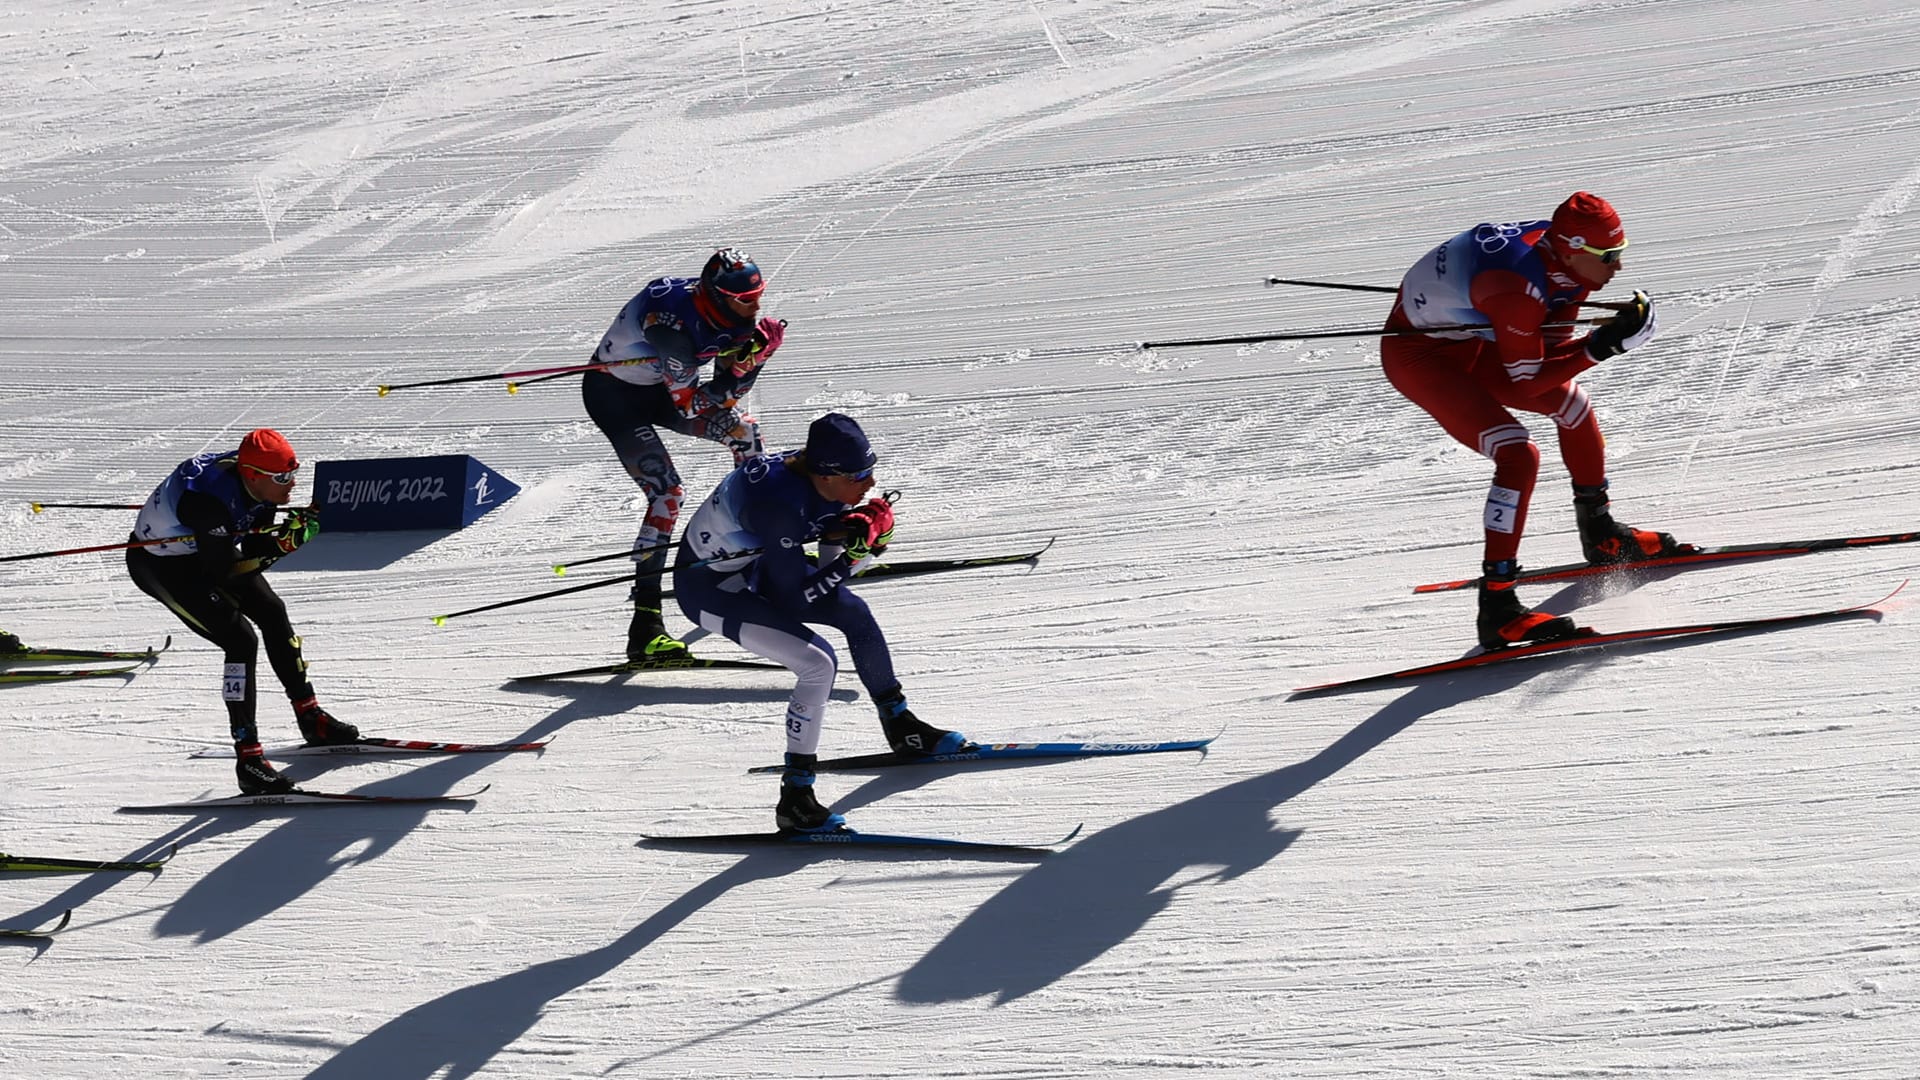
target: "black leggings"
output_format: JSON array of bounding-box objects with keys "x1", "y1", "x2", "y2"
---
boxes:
[{"x1": 126, "y1": 547, "x2": 314, "y2": 743}]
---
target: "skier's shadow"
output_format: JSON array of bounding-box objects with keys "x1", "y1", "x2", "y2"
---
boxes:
[
  {"x1": 150, "y1": 689, "x2": 634, "y2": 944},
  {"x1": 300, "y1": 852, "x2": 804, "y2": 1080},
  {"x1": 889, "y1": 658, "x2": 1566, "y2": 1005}
]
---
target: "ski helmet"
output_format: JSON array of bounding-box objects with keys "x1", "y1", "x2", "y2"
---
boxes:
[{"x1": 700, "y1": 247, "x2": 765, "y2": 301}]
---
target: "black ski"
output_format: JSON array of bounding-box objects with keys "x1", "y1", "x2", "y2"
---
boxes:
[
  {"x1": 1292, "y1": 582, "x2": 1901, "y2": 699},
  {"x1": 745, "y1": 734, "x2": 1219, "y2": 774},
  {"x1": 1412, "y1": 531, "x2": 1920, "y2": 593},
  {"x1": 119, "y1": 785, "x2": 490, "y2": 813},
  {"x1": 1, "y1": 844, "x2": 178, "y2": 873},
  {"x1": 0, "y1": 909, "x2": 72, "y2": 937},
  {"x1": 0, "y1": 664, "x2": 145, "y2": 685},
  {"x1": 0, "y1": 635, "x2": 172, "y2": 663},
  {"x1": 189, "y1": 737, "x2": 552, "y2": 758},
  {"x1": 643, "y1": 822, "x2": 1081, "y2": 853},
  {"x1": 511, "y1": 656, "x2": 784, "y2": 682}
]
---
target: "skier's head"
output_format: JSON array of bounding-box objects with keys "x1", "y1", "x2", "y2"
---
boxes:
[
  {"x1": 237, "y1": 427, "x2": 299, "y2": 504},
  {"x1": 1544, "y1": 191, "x2": 1627, "y2": 288},
  {"x1": 803, "y1": 412, "x2": 877, "y2": 503},
  {"x1": 694, "y1": 246, "x2": 764, "y2": 327}
]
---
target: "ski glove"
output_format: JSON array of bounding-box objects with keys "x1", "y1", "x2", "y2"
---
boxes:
[
  {"x1": 1584, "y1": 290, "x2": 1657, "y2": 361},
  {"x1": 269, "y1": 507, "x2": 322, "y2": 554},
  {"x1": 729, "y1": 317, "x2": 786, "y2": 377},
  {"x1": 836, "y1": 498, "x2": 894, "y2": 561}
]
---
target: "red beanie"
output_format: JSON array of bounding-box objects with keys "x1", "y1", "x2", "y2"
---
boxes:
[
  {"x1": 238, "y1": 428, "x2": 298, "y2": 473},
  {"x1": 1548, "y1": 191, "x2": 1625, "y2": 251}
]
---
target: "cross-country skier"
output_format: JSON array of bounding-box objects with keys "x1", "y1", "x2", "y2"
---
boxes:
[
  {"x1": 1383, "y1": 191, "x2": 1691, "y2": 649},
  {"x1": 584, "y1": 247, "x2": 786, "y2": 664},
  {"x1": 672, "y1": 412, "x2": 972, "y2": 833},
  {"x1": 125, "y1": 428, "x2": 358, "y2": 793}
]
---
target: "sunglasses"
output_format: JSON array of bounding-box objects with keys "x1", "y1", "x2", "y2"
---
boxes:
[
  {"x1": 714, "y1": 283, "x2": 765, "y2": 302},
  {"x1": 244, "y1": 464, "x2": 299, "y2": 485},
  {"x1": 1577, "y1": 238, "x2": 1629, "y2": 265}
]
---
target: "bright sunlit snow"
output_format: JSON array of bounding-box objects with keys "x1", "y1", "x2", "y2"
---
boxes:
[{"x1": 4, "y1": 1, "x2": 1918, "y2": 1077}]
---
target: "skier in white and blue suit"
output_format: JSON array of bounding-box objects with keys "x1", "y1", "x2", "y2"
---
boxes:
[{"x1": 673, "y1": 412, "x2": 972, "y2": 832}]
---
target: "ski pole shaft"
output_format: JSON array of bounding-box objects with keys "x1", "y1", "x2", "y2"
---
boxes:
[
  {"x1": 377, "y1": 359, "x2": 642, "y2": 397},
  {"x1": 1138, "y1": 318, "x2": 1608, "y2": 350},
  {"x1": 30, "y1": 502, "x2": 142, "y2": 512},
  {"x1": 552, "y1": 538, "x2": 676, "y2": 576},
  {"x1": 1263, "y1": 276, "x2": 1631, "y2": 312},
  {"x1": 2, "y1": 524, "x2": 281, "y2": 563},
  {"x1": 2, "y1": 534, "x2": 197, "y2": 562},
  {"x1": 430, "y1": 547, "x2": 768, "y2": 624}
]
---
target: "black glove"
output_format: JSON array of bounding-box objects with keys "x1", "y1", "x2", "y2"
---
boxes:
[{"x1": 1584, "y1": 289, "x2": 1658, "y2": 361}]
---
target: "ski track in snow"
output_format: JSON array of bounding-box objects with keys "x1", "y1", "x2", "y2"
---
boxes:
[{"x1": 3, "y1": 1, "x2": 1919, "y2": 1077}]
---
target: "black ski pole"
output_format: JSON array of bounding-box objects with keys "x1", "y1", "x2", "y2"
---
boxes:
[
  {"x1": 430, "y1": 547, "x2": 767, "y2": 624},
  {"x1": 1137, "y1": 318, "x2": 1608, "y2": 350}
]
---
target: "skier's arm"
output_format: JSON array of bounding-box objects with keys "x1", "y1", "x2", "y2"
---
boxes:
[
  {"x1": 174, "y1": 488, "x2": 245, "y2": 578},
  {"x1": 748, "y1": 502, "x2": 857, "y2": 611}
]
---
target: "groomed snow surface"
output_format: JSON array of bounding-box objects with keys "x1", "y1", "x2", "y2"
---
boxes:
[{"x1": 4, "y1": 1, "x2": 1918, "y2": 1077}]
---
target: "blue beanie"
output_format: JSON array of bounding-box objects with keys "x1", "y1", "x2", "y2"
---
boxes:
[{"x1": 805, "y1": 412, "x2": 876, "y2": 476}]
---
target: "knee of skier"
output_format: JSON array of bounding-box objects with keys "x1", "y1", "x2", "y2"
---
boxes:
[{"x1": 790, "y1": 637, "x2": 838, "y2": 697}]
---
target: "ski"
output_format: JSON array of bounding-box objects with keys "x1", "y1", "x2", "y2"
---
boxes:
[
  {"x1": 1292, "y1": 582, "x2": 1903, "y2": 699},
  {"x1": 642, "y1": 822, "x2": 1081, "y2": 853},
  {"x1": 0, "y1": 635, "x2": 172, "y2": 663},
  {"x1": 849, "y1": 538, "x2": 1056, "y2": 582},
  {"x1": 0, "y1": 909, "x2": 72, "y2": 938},
  {"x1": 1412, "y1": 531, "x2": 1920, "y2": 593},
  {"x1": 510, "y1": 656, "x2": 784, "y2": 682},
  {"x1": 745, "y1": 734, "x2": 1219, "y2": 774},
  {"x1": 188, "y1": 737, "x2": 552, "y2": 759},
  {"x1": 0, "y1": 663, "x2": 144, "y2": 685},
  {"x1": 118, "y1": 785, "x2": 491, "y2": 813},
  {"x1": 1, "y1": 843, "x2": 178, "y2": 873}
]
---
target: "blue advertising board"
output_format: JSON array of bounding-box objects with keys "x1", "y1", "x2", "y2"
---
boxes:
[{"x1": 313, "y1": 454, "x2": 519, "y2": 531}]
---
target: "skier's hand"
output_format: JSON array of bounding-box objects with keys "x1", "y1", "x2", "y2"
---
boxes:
[
  {"x1": 1585, "y1": 290, "x2": 1657, "y2": 360},
  {"x1": 270, "y1": 506, "x2": 321, "y2": 554},
  {"x1": 730, "y1": 317, "x2": 785, "y2": 377},
  {"x1": 836, "y1": 498, "x2": 894, "y2": 560}
]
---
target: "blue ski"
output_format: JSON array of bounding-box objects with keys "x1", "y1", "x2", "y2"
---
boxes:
[
  {"x1": 745, "y1": 734, "x2": 1217, "y2": 774},
  {"x1": 642, "y1": 823, "x2": 1081, "y2": 853}
]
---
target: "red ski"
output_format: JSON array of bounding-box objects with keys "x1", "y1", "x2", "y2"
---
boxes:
[
  {"x1": 1291, "y1": 582, "x2": 1902, "y2": 699},
  {"x1": 1411, "y1": 530, "x2": 1920, "y2": 593}
]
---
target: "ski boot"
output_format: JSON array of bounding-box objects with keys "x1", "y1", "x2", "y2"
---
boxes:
[
  {"x1": 1477, "y1": 560, "x2": 1584, "y2": 650},
  {"x1": 294, "y1": 696, "x2": 361, "y2": 746},
  {"x1": 235, "y1": 743, "x2": 295, "y2": 795},
  {"x1": 875, "y1": 686, "x2": 972, "y2": 756},
  {"x1": 1574, "y1": 483, "x2": 1691, "y2": 565},
  {"x1": 775, "y1": 753, "x2": 846, "y2": 833},
  {"x1": 625, "y1": 605, "x2": 691, "y2": 664}
]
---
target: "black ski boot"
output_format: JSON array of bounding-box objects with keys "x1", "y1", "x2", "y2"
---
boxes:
[
  {"x1": 0, "y1": 628, "x2": 24, "y2": 655},
  {"x1": 295, "y1": 696, "x2": 360, "y2": 746},
  {"x1": 1574, "y1": 483, "x2": 1691, "y2": 564},
  {"x1": 625, "y1": 574, "x2": 690, "y2": 662},
  {"x1": 235, "y1": 743, "x2": 294, "y2": 795},
  {"x1": 874, "y1": 686, "x2": 972, "y2": 756},
  {"x1": 775, "y1": 753, "x2": 846, "y2": 833},
  {"x1": 1477, "y1": 560, "x2": 1584, "y2": 650}
]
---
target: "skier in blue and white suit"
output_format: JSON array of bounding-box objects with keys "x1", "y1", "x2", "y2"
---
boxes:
[
  {"x1": 585, "y1": 247, "x2": 786, "y2": 663},
  {"x1": 673, "y1": 412, "x2": 972, "y2": 833}
]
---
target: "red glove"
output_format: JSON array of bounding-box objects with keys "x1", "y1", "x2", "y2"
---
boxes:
[
  {"x1": 731, "y1": 317, "x2": 785, "y2": 377},
  {"x1": 836, "y1": 498, "x2": 894, "y2": 559}
]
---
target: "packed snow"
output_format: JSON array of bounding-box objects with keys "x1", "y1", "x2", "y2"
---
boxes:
[{"x1": 3, "y1": 1, "x2": 1917, "y2": 1077}]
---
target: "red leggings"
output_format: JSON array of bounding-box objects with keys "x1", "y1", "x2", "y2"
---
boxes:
[{"x1": 1382, "y1": 336, "x2": 1607, "y2": 563}]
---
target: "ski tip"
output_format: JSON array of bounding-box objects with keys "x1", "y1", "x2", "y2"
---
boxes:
[{"x1": 1057, "y1": 822, "x2": 1085, "y2": 845}]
